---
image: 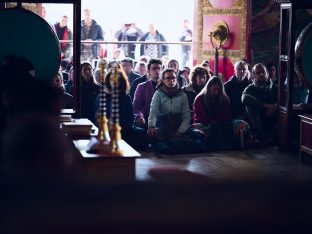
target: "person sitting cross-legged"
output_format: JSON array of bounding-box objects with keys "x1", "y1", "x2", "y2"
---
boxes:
[
  {"x1": 132, "y1": 59, "x2": 162, "y2": 129},
  {"x1": 182, "y1": 66, "x2": 209, "y2": 123},
  {"x1": 51, "y1": 71, "x2": 73, "y2": 109},
  {"x1": 193, "y1": 76, "x2": 241, "y2": 150},
  {"x1": 147, "y1": 69, "x2": 205, "y2": 153},
  {"x1": 129, "y1": 58, "x2": 162, "y2": 101},
  {"x1": 121, "y1": 57, "x2": 141, "y2": 86},
  {"x1": 167, "y1": 59, "x2": 187, "y2": 88},
  {"x1": 80, "y1": 61, "x2": 101, "y2": 124},
  {"x1": 241, "y1": 63, "x2": 278, "y2": 143},
  {"x1": 224, "y1": 59, "x2": 251, "y2": 121}
]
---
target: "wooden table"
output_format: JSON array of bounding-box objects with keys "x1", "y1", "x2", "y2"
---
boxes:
[
  {"x1": 278, "y1": 106, "x2": 312, "y2": 150},
  {"x1": 73, "y1": 138, "x2": 140, "y2": 183},
  {"x1": 299, "y1": 115, "x2": 312, "y2": 162},
  {"x1": 61, "y1": 118, "x2": 98, "y2": 139},
  {"x1": 61, "y1": 118, "x2": 141, "y2": 182}
]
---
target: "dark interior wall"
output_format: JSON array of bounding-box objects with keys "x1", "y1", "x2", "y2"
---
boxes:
[
  {"x1": 251, "y1": 0, "x2": 280, "y2": 65},
  {"x1": 251, "y1": 0, "x2": 312, "y2": 66}
]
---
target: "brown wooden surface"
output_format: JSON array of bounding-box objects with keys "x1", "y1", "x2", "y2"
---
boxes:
[
  {"x1": 61, "y1": 118, "x2": 98, "y2": 139},
  {"x1": 136, "y1": 147, "x2": 312, "y2": 181},
  {"x1": 299, "y1": 115, "x2": 312, "y2": 162},
  {"x1": 299, "y1": 114, "x2": 312, "y2": 122},
  {"x1": 73, "y1": 139, "x2": 140, "y2": 183},
  {"x1": 73, "y1": 139, "x2": 140, "y2": 158},
  {"x1": 3, "y1": 142, "x2": 312, "y2": 233},
  {"x1": 278, "y1": 108, "x2": 312, "y2": 150}
]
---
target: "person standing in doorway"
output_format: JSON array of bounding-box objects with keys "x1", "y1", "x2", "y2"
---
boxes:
[
  {"x1": 139, "y1": 23, "x2": 168, "y2": 59},
  {"x1": 180, "y1": 19, "x2": 192, "y2": 67},
  {"x1": 54, "y1": 15, "x2": 72, "y2": 59},
  {"x1": 117, "y1": 23, "x2": 144, "y2": 59},
  {"x1": 81, "y1": 9, "x2": 104, "y2": 62}
]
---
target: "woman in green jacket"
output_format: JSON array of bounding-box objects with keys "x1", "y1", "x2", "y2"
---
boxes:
[
  {"x1": 148, "y1": 68, "x2": 190, "y2": 141},
  {"x1": 147, "y1": 68, "x2": 203, "y2": 153}
]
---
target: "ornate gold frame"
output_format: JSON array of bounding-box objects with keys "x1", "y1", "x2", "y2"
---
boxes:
[{"x1": 196, "y1": 0, "x2": 248, "y2": 64}]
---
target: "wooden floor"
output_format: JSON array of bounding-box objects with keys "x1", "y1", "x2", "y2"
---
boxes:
[
  {"x1": 3, "y1": 146, "x2": 312, "y2": 233},
  {"x1": 136, "y1": 146, "x2": 312, "y2": 181}
]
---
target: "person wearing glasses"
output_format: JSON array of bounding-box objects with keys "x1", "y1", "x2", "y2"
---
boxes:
[
  {"x1": 147, "y1": 68, "x2": 191, "y2": 152},
  {"x1": 167, "y1": 59, "x2": 187, "y2": 88}
]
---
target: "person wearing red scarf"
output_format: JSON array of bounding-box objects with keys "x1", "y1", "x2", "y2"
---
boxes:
[{"x1": 54, "y1": 15, "x2": 72, "y2": 59}]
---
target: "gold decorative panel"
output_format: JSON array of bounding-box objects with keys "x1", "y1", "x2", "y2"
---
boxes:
[{"x1": 194, "y1": 0, "x2": 250, "y2": 80}]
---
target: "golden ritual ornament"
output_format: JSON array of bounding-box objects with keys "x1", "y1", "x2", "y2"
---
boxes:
[
  {"x1": 87, "y1": 64, "x2": 123, "y2": 156},
  {"x1": 108, "y1": 68, "x2": 123, "y2": 156}
]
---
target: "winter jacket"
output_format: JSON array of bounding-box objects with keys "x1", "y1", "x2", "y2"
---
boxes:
[
  {"x1": 129, "y1": 75, "x2": 148, "y2": 100},
  {"x1": 80, "y1": 80, "x2": 100, "y2": 123},
  {"x1": 148, "y1": 89, "x2": 190, "y2": 134},
  {"x1": 54, "y1": 22, "x2": 72, "y2": 57},
  {"x1": 81, "y1": 19, "x2": 104, "y2": 58},
  {"x1": 133, "y1": 80, "x2": 156, "y2": 120},
  {"x1": 182, "y1": 83, "x2": 200, "y2": 110},
  {"x1": 139, "y1": 31, "x2": 168, "y2": 58},
  {"x1": 224, "y1": 75, "x2": 251, "y2": 118},
  {"x1": 241, "y1": 80, "x2": 278, "y2": 108},
  {"x1": 193, "y1": 95, "x2": 231, "y2": 126}
]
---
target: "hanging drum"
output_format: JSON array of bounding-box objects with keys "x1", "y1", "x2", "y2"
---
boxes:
[
  {"x1": 0, "y1": 7, "x2": 60, "y2": 81},
  {"x1": 295, "y1": 22, "x2": 312, "y2": 90}
]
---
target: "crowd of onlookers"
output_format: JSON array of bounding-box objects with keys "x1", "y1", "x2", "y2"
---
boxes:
[
  {"x1": 54, "y1": 55, "x2": 311, "y2": 154},
  {"x1": 52, "y1": 9, "x2": 193, "y2": 67}
]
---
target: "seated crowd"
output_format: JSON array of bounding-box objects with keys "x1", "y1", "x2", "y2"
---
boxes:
[
  {"x1": 61, "y1": 56, "x2": 285, "y2": 153},
  {"x1": 2, "y1": 55, "x2": 311, "y2": 158}
]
